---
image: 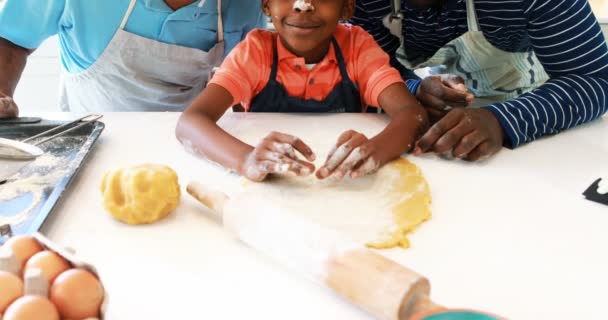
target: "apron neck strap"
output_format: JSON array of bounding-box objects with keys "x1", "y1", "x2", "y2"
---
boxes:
[
  {"x1": 466, "y1": 0, "x2": 480, "y2": 32},
  {"x1": 390, "y1": 0, "x2": 402, "y2": 17},
  {"x1": 269, "y1": 37, "x2": 279, "y2": 81},
  {"x1": 198, "y1": 0, "x2": 224, "y2": 42},
  {"x1": 120, "y1": 0, "x2": 138, "y2": 30},
  {"x1": 269, "y1": 37, "x2": 349, "y2": 83},
  {"x1": 330, "y1": 37, "x2": 350, "y2": 82},
  {"x1": 216, "y1": 0, "x2": 224, "y2": 43}
]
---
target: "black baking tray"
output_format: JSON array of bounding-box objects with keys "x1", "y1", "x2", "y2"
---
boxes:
[{"x1": 0, "y1": 119, "x2": 104, "y2": 244}]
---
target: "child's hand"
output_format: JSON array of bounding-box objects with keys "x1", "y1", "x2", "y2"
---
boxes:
[
  {"x1": 316, "y1": 130, "x2": 382, "y2": 180},
  {"x1": 242, "y1": 132, "x2": 316, "y2": 182}
]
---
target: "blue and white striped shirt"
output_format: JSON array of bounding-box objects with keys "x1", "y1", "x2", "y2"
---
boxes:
[{"x1": 351, "y1": 0, "x2": 608, "y2": 148}]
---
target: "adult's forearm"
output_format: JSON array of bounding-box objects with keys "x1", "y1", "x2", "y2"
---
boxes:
[
  {"x1": 0, "y1": 37, "x2": 31, "y2": 96},
  {"x1": 485, "y1": 74, "x2": 608, "y2": 148}
]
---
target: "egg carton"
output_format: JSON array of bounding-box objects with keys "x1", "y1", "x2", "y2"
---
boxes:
[{"x1": 0, "y1": 232, "x2": 107, "y2": 319}]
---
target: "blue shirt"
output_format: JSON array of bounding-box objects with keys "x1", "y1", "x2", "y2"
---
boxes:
[
  {"x1": 351, "y1": 0, "x2": 608, "y2": 148},
  {"x1": 0, "y1": 0, "x2": 265, "y2": 73}
]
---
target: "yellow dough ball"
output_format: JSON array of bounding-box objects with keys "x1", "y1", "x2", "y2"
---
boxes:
[{"x1": 100, "y1": 164, "x2": 181, "y2": 225}]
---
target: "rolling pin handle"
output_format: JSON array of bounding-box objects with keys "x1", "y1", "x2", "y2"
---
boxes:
[{"x1": 186, "y1": 181, "x2": 229, "y2": 218}]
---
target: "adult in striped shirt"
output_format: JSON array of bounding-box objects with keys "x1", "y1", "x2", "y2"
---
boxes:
[{"x1": 351, "y1": 0, "x2": 608, "y2": 160}]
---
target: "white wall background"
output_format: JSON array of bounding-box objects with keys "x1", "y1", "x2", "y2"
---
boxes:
[
  {"x1": 14, "y1": 36, "x2": 62, "y2": 112},
  {"x1": 13, "y1": 4, "x2": 608, "y2": 113}
]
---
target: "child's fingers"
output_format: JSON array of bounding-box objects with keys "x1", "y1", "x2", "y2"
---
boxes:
[
  {"x1": 290, "y1": 161, "x2": 315, "y2": 176},
  {"x1": 267, "y1": 160, "x2": 314, "y2": 176},
  {"x1": 256, "y1": 151, "x2": 315, "y2": 177},
  {"x1": 332, "y1": 146, "x2": 373, "y2": 179},
  {"x1": 290, "y1": 139, "x2": 316, "y2": 162},
  {"x1": 350, "y1": 157, "x2": 381, "y2": 179},
  {"x1": 267, "y1": 132, "x2": 316, "y2": 161},
  {"x1": 244, "y1": 160, "x2": 276, "y2": 182},
  {"x1": 266, "y1": 143, "x2": 315, "y2": 175},
  {"x1": 269, "y1": 142, "x2": 298, "y2": 159},
  {"x1": 258, "y1": 150, "x2": 293, "y2": 163},
  {"x1": 317, "y1": 143, "x2": 353, "y2": 178},
  {"x1": 245, "y1": 160, "x2": 289, "y2": 181},
  {"x1": 324, "y1": 130, "x2": 358, "y2": 162},
  {"x1": 317, "y1": 131, "x2": 368, "y2": 179}
]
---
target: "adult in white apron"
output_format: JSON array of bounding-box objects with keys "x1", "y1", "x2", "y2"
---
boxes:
[
  {"x1": 387, "y1": 0, "x2": 549, "y2": 160},
  {"x1": 59, "y1": 0, "x2": 225, "y2": 112},
  {"x1": 393, "y1": 0, "x2": 549, "y2": 108}
]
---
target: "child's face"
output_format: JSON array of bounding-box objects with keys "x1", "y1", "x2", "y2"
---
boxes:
[{"x1": 264, "y1": 0, "x2": 347, "y2": 60}]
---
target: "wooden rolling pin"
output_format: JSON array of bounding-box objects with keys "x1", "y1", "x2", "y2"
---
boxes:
[{"x1": 187, "y1": 181, "x2": 446, "y2": 320}]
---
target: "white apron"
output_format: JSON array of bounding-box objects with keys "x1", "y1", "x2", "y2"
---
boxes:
[
  {"x1": 59, "y1": 0, "x2": 225, "y2": 112},
  {"x1": 394, "y1": 0, "x2": 549, "y2": 107}
]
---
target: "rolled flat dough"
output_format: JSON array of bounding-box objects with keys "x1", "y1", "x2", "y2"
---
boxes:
[{"x1": 239, "y1": 157, "x2": 432, "y2": 249}]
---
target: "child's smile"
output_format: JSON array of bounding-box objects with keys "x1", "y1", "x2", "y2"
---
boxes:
[
  {"x1": 263, "y1": 0, "x2": 349, "y2": 63},
  {"x1": 283, "y1": 16, "x2": 323, "y2": 36}
]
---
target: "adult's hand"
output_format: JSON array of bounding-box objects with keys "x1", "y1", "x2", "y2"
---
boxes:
[
  {"x1": 414, "y1": 108, "x2": 504, "y2": 161},
  {"x1": 416, "y1": 75, "x2": 474, "y2": 120},
  {"x1": 0, "y1": 94, "x2": 19, "y2": 118}
]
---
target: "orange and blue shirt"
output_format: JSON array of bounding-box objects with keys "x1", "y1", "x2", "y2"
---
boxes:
[{"x1": 210, "y1": 24, "x2": 404, "y2": 111}]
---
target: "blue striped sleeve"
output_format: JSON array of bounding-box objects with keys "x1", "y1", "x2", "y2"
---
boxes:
[
  {"x1": 485, "y1": 0, "x2": 608, "y2": 148},
  {"x1": 350, "y1": 1, "x2": 421, "y2": 93}
]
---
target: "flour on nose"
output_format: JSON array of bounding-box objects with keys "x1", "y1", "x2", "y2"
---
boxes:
[{"x1": 293, "y1": 0, "x2": 314, "y2": 11}]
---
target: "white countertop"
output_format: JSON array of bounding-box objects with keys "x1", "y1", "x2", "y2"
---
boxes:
[{"x1": 26, "y1": 112, "x2": 607, "y2": 320}]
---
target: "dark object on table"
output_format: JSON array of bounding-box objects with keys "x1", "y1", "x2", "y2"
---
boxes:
[
  {"x1": 0, "y1": 118, "x2": 104, "y2": 245},
  {"x1": 0, "y1": 223, "x2": 14, "y2": 238},
  {"x1": 0, "y1": 117, "x2": 42, "y2": 125},
  {"x1": 583, "y1": 178, "x2": 608, "y2": 206}
]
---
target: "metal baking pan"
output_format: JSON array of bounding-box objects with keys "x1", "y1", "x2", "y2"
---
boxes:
[{"x1": 0, "y1": 119, "x2": 105, "y2": 244}]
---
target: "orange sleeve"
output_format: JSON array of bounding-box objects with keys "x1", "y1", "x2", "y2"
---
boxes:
[
  {"x1": 208, "y1": 29, "x2": 271, "y2": 106},
  {"x1": 351, "y1": 26, "x2": 404, "y2": 107}
]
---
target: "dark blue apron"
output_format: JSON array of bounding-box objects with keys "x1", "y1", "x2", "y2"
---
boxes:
[{"x1": 249, "y1": 37, "x2": 365, "y2": 113}]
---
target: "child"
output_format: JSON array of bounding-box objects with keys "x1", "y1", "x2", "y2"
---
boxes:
[{"x1": 176, "y1": 0, "x2": 428, "y2": 182}]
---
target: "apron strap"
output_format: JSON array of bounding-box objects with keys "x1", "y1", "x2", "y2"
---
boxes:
[
  {"x1": 330, "y1": 37, "x2": 350, "y2": 84},
  {"x1": 390, "y1": 0, "x2": 402, "y2": 19},
  {"x1": 466, "y1": 0, "x2": 480, "y2": 32},
  {"x1": 120, "y1": 0, "x2": 138, "y2": 30},
  {"x1": 198, "y1": 0, "x2": 224, "y2": 43},
  {"x1": 216, "y1": 0, "x2": 224, "y2": 43},
  {"x1": 268, "y1": 37, "x2": 348, "y2": 85},
  {"x1": 269, "y1": 37, "x2": 279, "y2": 81}
]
